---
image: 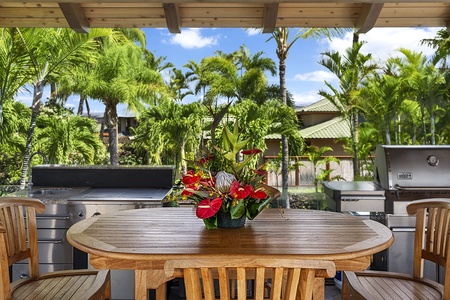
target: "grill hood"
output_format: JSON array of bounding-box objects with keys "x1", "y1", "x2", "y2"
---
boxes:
[{"x1": 374, "y1": 145, "x2": 450, "y2": 191}]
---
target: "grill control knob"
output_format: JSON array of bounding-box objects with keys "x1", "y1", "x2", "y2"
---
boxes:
[
  {"x1": 93, "y1": 212, "x2": 101, "y2": 217},
  {"x1": 20, "y1": 273, "x2": 30, "y2": 279},
  {"x1": 78, "y1": 211, "x2": 84, "y2": 218},
  {"x1": 427, "y1": 155, "x2": 439, "y2": 166}
]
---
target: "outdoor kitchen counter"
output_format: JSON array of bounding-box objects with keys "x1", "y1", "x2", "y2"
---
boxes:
[
  {"x1": 7, "y1": 187, "x2": 91, "y2": 204},
  {"x1": 67, "y1": 207, "x2": 394, "y2": 300}
]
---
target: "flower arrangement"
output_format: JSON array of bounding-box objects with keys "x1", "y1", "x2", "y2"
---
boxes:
[{"x1": 180, "y1": 121, "x2": 280, "y2": 229}]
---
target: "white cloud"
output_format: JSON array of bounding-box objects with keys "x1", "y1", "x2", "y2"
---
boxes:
[
  {"x1": 166, "y1": 28, "x2": 219, "y2": 49},
  {"x1": 294, "y1": 70, "x2": 336, "y2": 82},
  {"x1": 292, "y1": 91, "x2": 321, "y2": 107},
  {"x1": 246, "y1": 28, "x2": 261, "y2": 36},
  {"x1": 321, "y1": 27, "x2": 441, "y2": 63}
]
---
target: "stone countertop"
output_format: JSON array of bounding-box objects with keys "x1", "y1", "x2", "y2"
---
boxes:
[{"x1": 7, "y1": 186, "x2": 91, "y2": 205}]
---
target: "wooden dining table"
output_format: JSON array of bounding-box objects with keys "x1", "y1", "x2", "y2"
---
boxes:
[{"x1": 66, "y1": 207, "x2": 394, "y2": 300}]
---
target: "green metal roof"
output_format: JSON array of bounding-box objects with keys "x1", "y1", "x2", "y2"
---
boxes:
[
  {"x1": 299, "y1": 117, "x2": 350, "y2": 139},
  {"x1": 265, "y1": 133, "x2": 281, "y2": 140},
  {"x1": 296, "y1": 99, "x2": 339, "y2": 113}
]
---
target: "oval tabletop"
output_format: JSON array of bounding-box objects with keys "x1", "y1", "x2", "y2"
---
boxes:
[{"x1": 67, "y1": 207, "x2": 393, "y2": 267}]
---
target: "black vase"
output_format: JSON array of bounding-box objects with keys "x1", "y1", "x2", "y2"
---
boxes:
[{"x1": 217, "y1": 211, "x2": 246, "y2": 228}]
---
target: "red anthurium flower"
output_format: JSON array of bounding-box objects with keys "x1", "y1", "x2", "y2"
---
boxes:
[
  {"x1": 181, "y1": 189, "x2": 193, "y2": 196},
  {"x1": 230, "y1": 180, "x2": 254, "y2": 199},
  {"x1": 182, "y1": 172, "x2": 201, "y2": 185},
  {"x1": 196, "y1": 198, "x2": 223, "y2": 219},
  {"x1": 241, "y1": 149, "x2": 262, "y2": 155},
  {"x1": 251, "y1": 188, "x2": 268, "y2": 200}
]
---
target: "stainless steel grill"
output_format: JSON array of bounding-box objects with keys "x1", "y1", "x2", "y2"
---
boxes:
[
  {"x1": 13, "y1": 165, "x2": 174, "y2": 300},
  {"x1": 324, "y1": 145, "x2": 450, "y2": 281}
]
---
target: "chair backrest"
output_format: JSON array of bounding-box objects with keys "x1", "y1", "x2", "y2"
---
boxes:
[
  {"x1": 407, "y1": 198, "x2": 450, "y2": 296},
  {"x1": 164, "y1": 258, "x2": 336, "y2": 300},
  {"x1": 0, "y1": 197, "x2": 46, "y2": 297}
]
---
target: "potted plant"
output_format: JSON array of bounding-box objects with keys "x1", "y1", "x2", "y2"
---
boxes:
[{"x1": 180, "y1": 119, "x2": 280, "y2": 229}]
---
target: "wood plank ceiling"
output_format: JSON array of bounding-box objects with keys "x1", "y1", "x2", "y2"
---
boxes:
[{"x1": 0, "y1": 1, "x2": 449, "y2": 34}]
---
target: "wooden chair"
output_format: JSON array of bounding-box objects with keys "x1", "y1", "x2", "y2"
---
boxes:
[
  {"x1": 342, "y1": 198, "x2": 450, "y2": 300},
  {"x1": 0, "y1": 197, "x2": 111, "y2": 300},
  {"x1": 164, "y1": 258, "x2": 336, "y2": 300}
]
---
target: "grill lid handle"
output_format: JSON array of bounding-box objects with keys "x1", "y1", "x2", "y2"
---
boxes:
[{"x1": 394, "y1": 184, "x2": 450, "y2": 191}]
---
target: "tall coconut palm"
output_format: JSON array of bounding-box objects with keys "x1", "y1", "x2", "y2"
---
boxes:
[
  {"x1": 319, "y1": 41, "x2": 377, "y2": 178},
  {"x1": 17, "y1": 28, "x2": 116, "y2": 186},
  {"x1": 267, "y1": 27, "x2": 347, "y2": 208}
]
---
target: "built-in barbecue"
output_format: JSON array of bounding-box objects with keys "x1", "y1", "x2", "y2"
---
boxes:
[
  {"x1": 324, "y1": 145, "x2": 449, "y2": 282},
  {"x1": 12, "y1": 164, "x2": 174, "y2": 300}
]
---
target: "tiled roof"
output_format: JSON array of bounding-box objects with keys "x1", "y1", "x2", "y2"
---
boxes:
[
  {"x1": 299, "y1": 117, "x2": 350, "y2": 139},
  {"x1": 265, "y1": 133, "x2": 281, "y2": 140},
  {"x1": 296, "y1": 99, "x2": 339, "y2": 113}
]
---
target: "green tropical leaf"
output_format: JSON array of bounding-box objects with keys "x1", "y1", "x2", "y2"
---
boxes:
[
  {"x1": 230, "y1": 200, "x2": 246, "y2": 218},
  {"x1": 246, "y1": 197, "x2": 272, "y2": 220},
  {"x1": 203, "y1": 215, "x2": 218, "y2": 229}
]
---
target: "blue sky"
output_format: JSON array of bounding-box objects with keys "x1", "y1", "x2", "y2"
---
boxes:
[{"x1": 17, "y1": 27, "x2": 442, "y2": 114}]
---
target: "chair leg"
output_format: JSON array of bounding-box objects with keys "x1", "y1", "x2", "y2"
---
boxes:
[
  {"x1": 341, "y1": 272, "x2": 350, "y2": 300},
  {"x1": 105, "y1": 275, "x2": 112, "y2": 299}
]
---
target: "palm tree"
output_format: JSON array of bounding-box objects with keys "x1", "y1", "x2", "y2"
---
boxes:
[
  {"x1": 0, "y1": 28, "x2": 32, "y2": 126},
  {"x1": 81, "y1": 43, "x2": 167, "y2": 165},
  {"x1": 360, "y1": 72, "x2": 403, "y2": 145},
  {"x1": 267, "y1": 27, "x2": 346, "y2": 208},
  {"x1": 17, "y1": 28, "x2": 115, "y2": 186},
  {"x1": 319, "y1": 41, "x2": 378, "y2": 178},
  {"x1": 133, "y1": 101, "x2": 203, "y2": 177},
  {"x1": 200, "y1": 55, "x2": 239, "y2": 105},
  {"x1": 144, "y1": 50, "x2": 174, "y2": 72},
  {"x1": 391, "y1": 49, "x2": 448, "y2": 145},
  {"x1": 233, "y1": 45, "x2": 277, "y2": 102},
  {"x1": 168, "y1": 68, "x2": 194, "y2": 102},
  {"x1": 35, "y1": 114, "x2": 105, "y2": 164},
  {"x1": 0, "y1": 100, "x2": 30, "y2": 185},
  {"x1": 421, "y1": 28, "x2": 450, "y2": 67},
  {"x1": 184, "y1": 59, "x2": 208, "y2": 101}
]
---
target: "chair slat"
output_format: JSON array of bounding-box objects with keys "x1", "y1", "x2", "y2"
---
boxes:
[
  {"x1": 0, "y1": 197, "x2": 111, "y2": 300},
  {"x1": 166, "y1": 258, "x2": 335, "y2": 300}
]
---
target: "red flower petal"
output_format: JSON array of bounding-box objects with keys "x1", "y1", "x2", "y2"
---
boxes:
[
  {"x1": 252, "y1": 189, "x2": 268, "y2": 199},
  {"x1": 181, "y1": 189, "x2": 193, "y2": 196},
  {"x1": 196, "y1": 198, "x2": 223, "y2": 219},
  {"x1": 182, "y1": 173, "x2": 200, "y2": 185},
  {"x1": 230, "y1": 181, "x2": 254, "y2": 199},
  {"x1": 241, "y1": 149, "x2": 262, "y2": 155}
]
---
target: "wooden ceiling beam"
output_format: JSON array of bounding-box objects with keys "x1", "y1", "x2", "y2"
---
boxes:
[
  {"x1": 355, "y1": 3, "x2": 384, "y2": 34},
  {"x1": 59, "y1": 3, "x2": 90, "y2": 34},
  {"x1": 164, "y1": 3, "x2": 181, "y2": 34},
  {"x1": 263, "y1": 3, "x2": 278, "y2": 33}
]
